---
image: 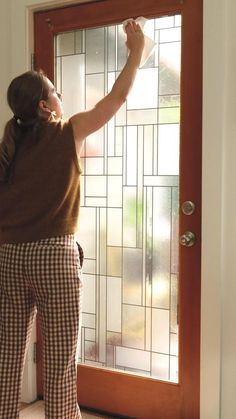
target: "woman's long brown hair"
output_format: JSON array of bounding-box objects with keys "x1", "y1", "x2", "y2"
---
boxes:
[{"x1": 0, "y1": 71, "x2": 50, "y2": 183}]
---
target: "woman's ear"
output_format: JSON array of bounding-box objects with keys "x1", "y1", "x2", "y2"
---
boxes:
[{"x1": 38, "y1": 99, "x2": 51, "y2": 115}]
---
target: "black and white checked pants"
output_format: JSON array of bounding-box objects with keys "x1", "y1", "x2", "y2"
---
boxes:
[{"x1": 0, "y1": 235, "x2": 83, "y2": 419}]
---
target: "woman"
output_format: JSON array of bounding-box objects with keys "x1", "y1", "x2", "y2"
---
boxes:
[{"x1": 0, "y1": 21, "x2": 144, "y2": 419}]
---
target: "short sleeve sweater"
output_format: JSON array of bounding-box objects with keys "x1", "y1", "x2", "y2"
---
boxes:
[{"x1": 0, "y1": 118, "x2": 81, "y2": 244}]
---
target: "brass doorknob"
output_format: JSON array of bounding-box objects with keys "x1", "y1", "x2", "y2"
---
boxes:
[{"x1": 180, "y1": 231, "x2": 196, "y2": 247}]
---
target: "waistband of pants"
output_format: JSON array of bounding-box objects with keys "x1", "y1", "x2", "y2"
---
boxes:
[{"x1": 1, "y1": 234, "x2": 84, "y2": 267}]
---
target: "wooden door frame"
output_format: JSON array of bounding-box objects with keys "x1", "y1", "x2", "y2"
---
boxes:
[{"x1": 34, "y1": 1, "x2": 202, "y2": 418}]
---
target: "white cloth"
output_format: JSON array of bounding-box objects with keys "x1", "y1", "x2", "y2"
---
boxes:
[{"x1": 123, "y1": 16, "x2": 156, "y2": 67}]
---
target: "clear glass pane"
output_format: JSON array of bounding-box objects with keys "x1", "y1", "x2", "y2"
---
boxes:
[{"x1": 55, "y1": 14, "x2": 181, "y2": 383}]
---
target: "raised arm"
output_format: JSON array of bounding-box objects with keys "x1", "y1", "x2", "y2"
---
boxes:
[{"x1": 70, "y1": 21, "x2": 144, "y2": 155}]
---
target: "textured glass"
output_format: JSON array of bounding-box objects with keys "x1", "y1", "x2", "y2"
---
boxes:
[
  {"x1": 152, "y1": 187, "x2": 171, "y2": 309},
  {"x1": 107, "y1": 208, "x2": 122, "y2": 246},
  {"x1": 160, "y1": 27, "x2": 181, "y2": 43},
  {"x1": 123, "y1": 248, "x2": 143, "y2": 305},
  {"x1": 123, "y1": 187, "x2": 137, "y2": 247},
  {"x1": 158, "y1": 124, "x2": 180, "y2": 175},
  {"x1": 127, "y1": 109, "x2": 157, "y2": 125},
  {"x1": 127, "y1": 69, "x2": 158, "y2": 109},
  {"x1": 75, "y1": 30, "x2": 84, "y2": 54},
  {"x1": 107, "y1": 176, "x2": 122, "y2": 207},
  {"x1": 82, "y1": 274, "x2": 96, "y2": 313},
  {"x1": 116, "y1": 346, "x2": 150, "y2": 371},
  {"x1": 107, "y1": 277, "x2": 122, "y2": 332},
  {"x1": 55, "y1": 14, "x2": 181, "y2": 383},
  {"x1": 123, "y1": 305, "x2": 145, "y2": 349},
  {"x1": 61, "y1": 55, "x2": 85, "y2": 117},
  {"x1": 159, "y1": 42, "x2": 181, "y2": 95},
  {"x1": 56, "y1": 32, "x2": 75, "y2": 56},
  {"x1": 85, "y1": 27, "x2": 105, "y2": 73}
]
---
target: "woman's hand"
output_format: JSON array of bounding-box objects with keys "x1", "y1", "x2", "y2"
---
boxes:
[{"x1": 125, "y1": 20, "x2": 145, "y2": 55}]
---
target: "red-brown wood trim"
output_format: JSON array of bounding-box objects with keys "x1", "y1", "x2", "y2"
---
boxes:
[
  {"x1": 77, "y1": 365, "x2": 181, "y2": 419},
  {"x1": 179, "y1": 0, "x2": 202, "y2": 418}
]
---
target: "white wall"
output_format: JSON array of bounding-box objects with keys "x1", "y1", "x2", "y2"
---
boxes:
[{"x1": 0, "y1": 0, "x2": 235, "y2": 417}]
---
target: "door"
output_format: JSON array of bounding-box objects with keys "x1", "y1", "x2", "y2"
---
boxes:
[{"x1": 34, "y1": 1, "x2": 202, "y2": 418}]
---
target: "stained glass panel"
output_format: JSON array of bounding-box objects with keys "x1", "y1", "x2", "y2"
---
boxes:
[{"x1": 55, "y1": 14, "x2": 181, "y2": 383}]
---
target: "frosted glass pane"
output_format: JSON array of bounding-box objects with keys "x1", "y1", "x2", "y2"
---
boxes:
[
  {"x1": 61, "y1": 55, "x2": 85, "y2": 118},
  {"x1": 115, "y1": 127, "x2": 123, "y2": 156},
  {"x1": 116, "y1": 346, "x2": 150, "y2": 371},
  {"x1": 127, "y1": 69, "x2": 158, "y2": 109},
  {"x1": 107, "y1": 176, "x2": 122, "y2": 207},
  {"x1": 159, "y1": 107, "x2": 180, "y2": 124},
  {"x1": 144, "y1": 125, "x2": 154, "y2": 175},
  {"x1": 86, "y1": 27, "x2": 105, "y2": 73},
  {"x1": 85, "y1": 128, "x2": 104, "y2": 157},
  {"x1": 158, "y1": 124, "x2": 180, "y2": 175},
  {"x1": 55, "y1": 14, "x2": 181, "y2": 383},
  {"x1": 160, "y1": 28, "x2": 181, "y2": 43},
  {"x1": 170, "y1": 333, "x2": 178, "y2": 356},
  {"x1": 56, "y1": 32, "x2": 75, "y2": 56},
  {"x1": 170, "y1": 356, "x2": 178, "y2": 382},
  {"x1": 85, "y1": 157, "x2": 104, "y2": 175},
  {"x1": 99, "y1": 276, "x2": 106, "y2": 362},
  {"x1": 144, "y1": 176, "x2": 179, "y2": 187},
  {"x1": 108, "y1": 27, "x2": 116, "y2": 71},
  {"x1": 85, "y1": 341, "x2": 96, "y2": 361},
  {"x1": 171, "y1": 188, "x2": 179, "y2": 274},
  {"x1": 82, "y1": 313, "x2": 96, "y2": 328},
  {"x1": 159, "y1": 42, "x2": 181, "y2": 95},
  {"x1": 108, "y1": 157, "x2": 122, "y2": 175},
  {"x1": 107, "y1": 208, "x2": 122, "y2": 246},
  {"x1": 117, "y1": 25, "x2": 127, "y2": 70},
  {"x1": 175, "y1": 15, "x2": 182, "y2": 27},
  {"x1": 127, "y1": 109, "x2": 157, "y2": 125},
  {"x1": 107, "y1": 277, "x2": 121, "y2": 332},
  {"x1": 83, "y1": 274, "x2": 96, "y2": 313},
  {"x1": 56, "y1": 58, "x2": 61, "y2": 93},
  {"x1": 107, "y1": 332, "x2": 122, "y2": 345},
  {"x1": 152, "y1": 353, "x2": 169, "y2": 381},
  {"x1": 85, "y1": 328, "x2": 96, "y2": 341},
  {"x1": 171, "y1": 275, "x2": 178, "y2": 334},
  {"x1": 123, "y1": 305, "x2": 145, "y2": 349},
  {"x1": 86, "y1": 74, "x2": 104, "y2": 109},
  {"x1": 75, "y1": 30, "x2": 84, "y2": 54},
  {"x1": 78, "y1": 207, "x2": 96, "y2": 259},
  {"x1": 123, "y1": 248, "x2": 142, "y2": 305},
  {"x1": 107, "y1": 117, "x2": 115, "y2": 156},
  {"x1": 152, "y1": 309, "x2": 170, "y2": 353},
  {"x1": 107, "y1": 247, "x2": 122, "y2": 277},
  {"x1": 85, "y1": 197, "x2": 106, "y2": 207},
  {"x1": 83, "y1": 258, "x2": 96, "y2": 274},
  {"x1": 99, "y1": 208, "x2": 107, "y2": 276},
  {"x1": 159, "y1": 94, "x2": 180, "y2": 108},
  {"x1": 152, "y1": 187, "x2": 171, "y2": 309},
  {"x1": 155, "y1": 16, "x2": 174, "y2": 29},
  {"x1": 123, "y1": 187, "x2": 137, "y2": 247},
  {"x1": 126, "y1": 127, "x2": 137, "y2": 185},
  {"x1": 86, "y1": 176, "x2": 106, "y2": 197}
]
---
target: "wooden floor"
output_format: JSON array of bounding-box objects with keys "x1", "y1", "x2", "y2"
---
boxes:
[{"x1": 20, "y1": 401, "x2": 116, "y2": 419}]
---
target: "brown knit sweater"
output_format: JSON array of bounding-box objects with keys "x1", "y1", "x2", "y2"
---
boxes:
[{"x1": 0, "y1": 118, "x2": 81, "y2": 244}]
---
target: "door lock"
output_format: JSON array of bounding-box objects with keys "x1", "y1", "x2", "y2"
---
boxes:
[
  {"x1": 180, "y1": 231, "x2": 196, "y2": 247},
  {"x1": 181, "y1": 201, "x2": 195, "y2": 216}
]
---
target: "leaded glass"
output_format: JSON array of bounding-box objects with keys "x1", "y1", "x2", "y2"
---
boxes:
[{"x1": 55, "y1": 14, "x2": 181, "y2": 383}]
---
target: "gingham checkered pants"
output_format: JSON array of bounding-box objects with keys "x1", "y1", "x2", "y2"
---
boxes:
[{"x1": 0, "y1": 235, "x2": 83, "y2": 419}]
